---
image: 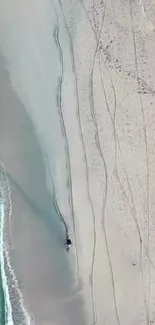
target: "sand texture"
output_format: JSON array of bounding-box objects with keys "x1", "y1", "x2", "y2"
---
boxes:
[{"x1": 0, "y1": 0, "x2": 155, "y2": 324}]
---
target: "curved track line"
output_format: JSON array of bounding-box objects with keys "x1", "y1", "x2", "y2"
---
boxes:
[
  {"x1": 52, "y1": 10, "x2": 80, "y2": 278},
  {"x1": 95, "y1": 1, "x2": 151, "y2": 322},
  {"x1": 130, "y1": 2, "x2": 150, "y2": 323},
  {"x1": 38, "y1": 130, "x2": 80, "y2": 283},
  {"x1": 57, "y1": 1, "x2": 97, "y2": 324},
  {"x1": 41, "y1": 145, "x2": 69, "y2": 235},
  {"x1": 99, "y1": 54, "x2": 155, "y2": 273},
  {"x1": 80, "y1": 1, "x2": 152, "y2": 323},
  {"x1": 88, "y1": 2, "x2": 121, "y2": 325},
  {"x1": 79, "y1": 0, "x2": 117, "y2": 120},
  {"x1": 99, "y1": 42, "x2": 150, "y2": 324},
  {"x1": 80, "y1": 1, "x2": 121, "y2": 323}
]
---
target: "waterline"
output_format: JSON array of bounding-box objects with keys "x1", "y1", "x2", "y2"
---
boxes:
[
  {"x1": 0, "y1": 160, "x2": 32, "y2": 325},
  {"x1": 0, "y1": 201, "x2": 13, "y2": 325}
]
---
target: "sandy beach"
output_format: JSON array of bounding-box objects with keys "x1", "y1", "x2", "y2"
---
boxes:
[
  {"x1": 0, "y1": 56, "x2": 86, "y2": 324},
  {"x1": 0, "y1": 0, "x2": 155, "y2": 324}
]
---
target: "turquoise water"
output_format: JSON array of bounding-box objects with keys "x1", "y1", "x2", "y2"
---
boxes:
[
  {"x1": 0, "y1": 274, "x2": 5, "y2": 325},
  {"x1": 0, "y1": 164, "x2": 12, "y2": 325},
  {"x1": 0, "y1": 164, "x2": 8, "y2": 325},
  {"x1": 0, "y1": 162, "x2": 31, "y2": 325},
  {"x1": 0, "y1": 43, "x2": 86, "y2": 323}
]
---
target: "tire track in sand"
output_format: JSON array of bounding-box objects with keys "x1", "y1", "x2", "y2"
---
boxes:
[
  {"x1": 80, "y1": 1, "x2": 153, "y2": 323},
  {"x1": 52, "y1": 6, "x2": 79, "y2": 281},
  {"x1": 96, "y1": 4, "x2": 150, "y2": 322},
  {"x1": 90, "y1": 2, "x2": 121, "y2": 325},
  {"x1": 79, "y1": 1, "x2": 121, "y2": 324},
  {"x1": 95, "y1": 0, "x2": 155, "y2": 278},
  {"x1": 130, "y1": 1, "x2": 150, "y2": 323},
  {"x1": 56, "y1": 1, "x2": 97, "y2": 324}
]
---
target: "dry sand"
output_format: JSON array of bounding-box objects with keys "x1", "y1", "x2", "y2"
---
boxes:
[{"x1": 0, "y1": 0, "x2": 155, "y2": 324}]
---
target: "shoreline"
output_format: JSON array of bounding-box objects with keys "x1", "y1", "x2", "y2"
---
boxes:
[
  {"x1": 0, "y1": 0, "x2": 155, "y2": 324},
  {"x1": 0, "y1": 51, "x2": 87, "y2": 324},
  {"x1": 0, "y1": 161, "x2": 32, "y2": 325}
]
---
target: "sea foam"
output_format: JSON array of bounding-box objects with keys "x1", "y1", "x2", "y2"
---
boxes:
[{"x1": 0, "y1": 160, "x2": 33, "y2": 325}]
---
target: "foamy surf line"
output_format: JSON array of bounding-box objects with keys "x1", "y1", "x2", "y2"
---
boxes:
[{"x1": 0, "y1": 160, "x2": 33, "y2": 325}]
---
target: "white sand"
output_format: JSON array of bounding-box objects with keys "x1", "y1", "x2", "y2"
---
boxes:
[{"x1": 0, "y1": 0, "x2": 155, "y2": 324}]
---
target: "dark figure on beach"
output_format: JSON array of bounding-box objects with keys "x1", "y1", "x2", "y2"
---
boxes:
[{"x1": 65, "y1": 236, "x2": 72, "y2": 252}]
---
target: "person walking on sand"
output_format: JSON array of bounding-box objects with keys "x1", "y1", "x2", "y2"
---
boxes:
[{"x1": 65, "y1": 235, "x2": 72, "y2": 252}]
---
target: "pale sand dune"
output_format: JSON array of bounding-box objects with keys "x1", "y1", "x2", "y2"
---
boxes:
[{"x1": 0, "y1": 0, "x2": 155, "y2": 324}]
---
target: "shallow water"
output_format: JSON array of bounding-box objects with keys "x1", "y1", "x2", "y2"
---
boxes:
[
  {"x1": 0, "y1": 56, "x2": 86, "y2": 324},
  {"x1": 0, "y1": 277, "x2": 5, "y2": 325}
]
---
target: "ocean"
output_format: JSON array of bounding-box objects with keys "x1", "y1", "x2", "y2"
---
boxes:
[
  {"x1": 0, "y1": 162, "x2": 32, "y2": 325},
  {"x1": 0, "y1": 273, "x2": 5, "y2": 325},
  {"x1": 0, "y1": 160, "x2": 13, "y2": 325},
  {"x1": 0, "y1": 2, "x2": 87, "y2": 323}
]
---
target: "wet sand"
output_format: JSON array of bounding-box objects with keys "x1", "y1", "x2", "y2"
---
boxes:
[
  {"x1": 0, "y1": 0, "x2": 155, "y2": 324},
  {"x1": 0, "y1": 58, "x2": 86, "y2": 325}
]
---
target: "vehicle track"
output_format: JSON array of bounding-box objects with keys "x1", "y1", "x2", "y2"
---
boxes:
[
  {"x1": 52, "y1": 7, "x2": 79, "y2": 278},
  {"x1": 130, "y1": 1, "x2": 150, "y2": 323},
  {"x1": 56, "y1": 1, "x2": 98, "y2": 324},
  {"x1": 79, "y1": 1, "x2": 121, "y2": 324}
]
